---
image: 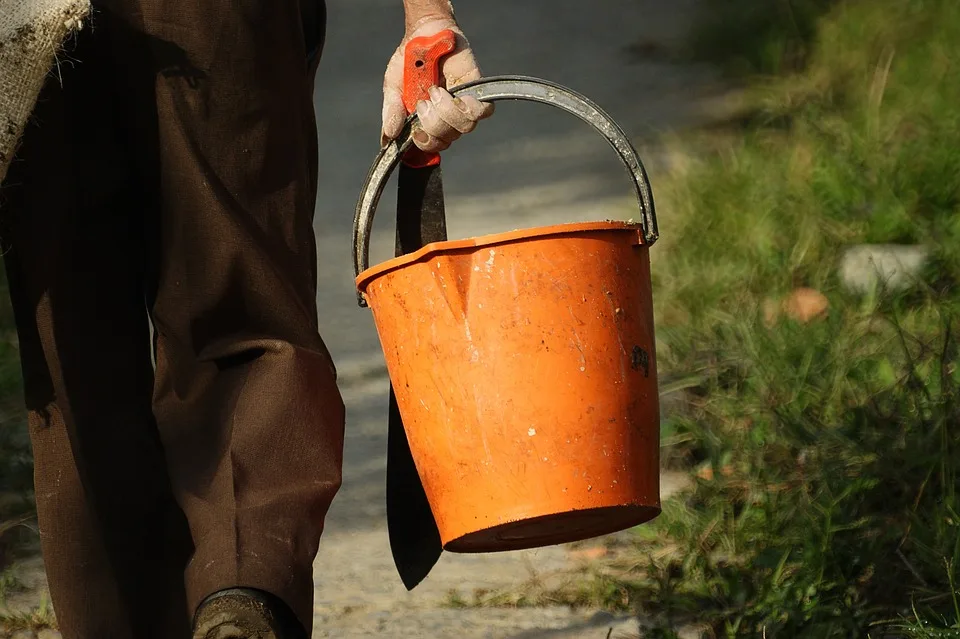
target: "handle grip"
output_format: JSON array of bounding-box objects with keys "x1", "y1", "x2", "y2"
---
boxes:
[
  {"x1": 353, "y1": 75, "x2": 660, "y2": 307},
  {"x1": 401, "y1": 29, "x2": 456, "y2": 169}
]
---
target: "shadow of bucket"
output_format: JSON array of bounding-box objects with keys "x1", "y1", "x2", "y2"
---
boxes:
[{"x1": 353, "y1": 76, "x2": 661, "y2": 553}]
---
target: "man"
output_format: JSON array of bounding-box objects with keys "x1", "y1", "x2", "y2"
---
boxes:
[{"x1": 0, "y1": 0, "x2": 492, "y2": 636}]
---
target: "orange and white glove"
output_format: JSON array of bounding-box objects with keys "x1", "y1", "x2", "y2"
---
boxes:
[{"x1": 380, "y1": 18, "x2": 495, "y2": 153}]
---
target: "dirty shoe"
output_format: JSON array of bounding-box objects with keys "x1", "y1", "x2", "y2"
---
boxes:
[{"x1": 192, "y1": 588, "x2": 307, "y2": 639}]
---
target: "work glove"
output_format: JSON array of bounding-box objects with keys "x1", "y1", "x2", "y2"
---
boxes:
[{"x1": 381, "y1": 18, "x2": 495, "y2": 153}]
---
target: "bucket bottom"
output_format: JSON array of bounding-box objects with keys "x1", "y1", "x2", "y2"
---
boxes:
[{"x1": 443, "y1": 504, "x2": 661, "y2": 554}]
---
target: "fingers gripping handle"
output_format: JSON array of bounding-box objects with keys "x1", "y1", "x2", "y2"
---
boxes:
[
  {"x1": 402, "y1": 29, "x2": 456, "y2": 168},
  {"x1": 402, "y1": 30, "x2": 456, "y2": 113},
  {"x1": 354, "y1": 76, "x2": 660, "y2": 307}
]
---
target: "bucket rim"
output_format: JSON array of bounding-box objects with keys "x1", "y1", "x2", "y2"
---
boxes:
[{"x1": 355, "y1": 219, "x2": 645, "y2": 294}]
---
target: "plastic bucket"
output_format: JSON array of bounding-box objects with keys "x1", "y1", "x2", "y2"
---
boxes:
[{"x1": 352, "y1": 76, "x2": 662, "y2": 552}]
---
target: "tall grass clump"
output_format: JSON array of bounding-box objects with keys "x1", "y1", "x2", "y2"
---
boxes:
[{"x1": 556, "y1": 1, "x2": 960, "y2": 636}]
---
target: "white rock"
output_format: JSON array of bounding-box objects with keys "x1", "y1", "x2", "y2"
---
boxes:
[{"x1": 839, "y1": 244, "x2": 930, "y2": 294}]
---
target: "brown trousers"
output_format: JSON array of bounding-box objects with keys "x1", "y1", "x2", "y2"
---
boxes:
[{"x1": 0, "y1": 0, "x2": 343, "y2": 636}]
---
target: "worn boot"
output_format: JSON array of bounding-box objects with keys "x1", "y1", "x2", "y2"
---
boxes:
[{"x1": 192, "y1": 588, "x2": 308, "y2": 639}]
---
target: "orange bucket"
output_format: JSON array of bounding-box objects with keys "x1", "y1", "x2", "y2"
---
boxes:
[{"x1": 353, "y1": 77, "x2": 662, "y2": 552}]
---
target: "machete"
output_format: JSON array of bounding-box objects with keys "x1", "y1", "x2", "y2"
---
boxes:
[{"x1": 386, "y1": 29, "x2": 455, "y2": 591}]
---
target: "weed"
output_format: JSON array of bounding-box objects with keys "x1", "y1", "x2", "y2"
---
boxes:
[
  {"x1": 636, "y1": 1, "x2": 960, "y2": 635},
  {"x1": 0, "y1": 593, "x2": 57, "y2": 633}
]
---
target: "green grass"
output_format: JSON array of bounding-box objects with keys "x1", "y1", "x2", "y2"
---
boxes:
[
  {"x1": 637, "y1": 297, "x2": 960, "y2": 637},
  {"x1": 0, "y1": 594, "x2": 58, "y2": 634},
  {"x1": 684, "y1": 0, "x2": 840, "y2": 78},
  {"x1": 625, "y1": 1, "x2": 960, "y2": 635},
  {"x1": 0, "y1": 565, "x2": 24, "y2": 603}
]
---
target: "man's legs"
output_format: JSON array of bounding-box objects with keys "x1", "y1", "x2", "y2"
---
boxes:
[
  {"x1": 138, "y1": 0, "x2": 344, "y2": 633},
  {"x1": 1, "y1": 9, "x2": 194, "y2": 636},
  {"x1": 2, "y1": 0, "x2": 340, "y2": 634}
]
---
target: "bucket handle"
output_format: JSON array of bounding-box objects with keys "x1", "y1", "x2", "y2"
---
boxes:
[{"x1": 353, "y1": 75, "x2": 659, "y2": 307}]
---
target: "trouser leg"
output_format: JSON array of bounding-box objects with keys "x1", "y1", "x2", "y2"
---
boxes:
[
  {"x1": 136, "y1": 0, "x2": 344, "y2": 631},
  {"x1": 2, "y1": 0, "x2": 341, "y2": 633},
  {"x1": 0, "y1": 12, "x2": 193, "y2": 636}
]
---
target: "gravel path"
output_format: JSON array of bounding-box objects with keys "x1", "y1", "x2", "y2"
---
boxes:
[{"x1": 3, "y1": 1, "x2": 730, "y2": 637}]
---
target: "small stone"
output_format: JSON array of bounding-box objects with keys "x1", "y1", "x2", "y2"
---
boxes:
[
  {"x1": 570, "y1": 546, "x2": 608, "y2": 560},
  {"x1": 11, "y1": 631, "x2": 37, "y2": 639},
  {"x1": 783, "y1": 288, "x2": 829, "y2": 323},
  {"x1": 839, "y1": 244, "x2": 930, "y2": 294},
  {"x1": 38, "y1": 631, "x2": 62, "y2": 639},
  {"x1": 763, "y1": 289, "x2": 829, "y2": 326}
]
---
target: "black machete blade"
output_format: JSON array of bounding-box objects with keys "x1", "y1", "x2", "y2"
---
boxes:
[
  {"x1": 395, "y1": 162, "x2": 448, "y2": 251},
  {"x1": 386, "y1": 161, "x2": 447, "y2": 590}
]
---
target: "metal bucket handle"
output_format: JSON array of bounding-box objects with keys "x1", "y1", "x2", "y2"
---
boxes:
[{"x1": 352, "y1": 75, "x2": 659, "y2": 307}]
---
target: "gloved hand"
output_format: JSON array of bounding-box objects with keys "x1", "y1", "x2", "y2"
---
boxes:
[{"x1": 381, "y1": 18, "x2": 495, "y2": 153}]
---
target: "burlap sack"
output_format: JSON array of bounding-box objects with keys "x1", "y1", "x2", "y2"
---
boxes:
[{"x1": 0, "y1": 0, "x2": 91, "y2": 184}]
